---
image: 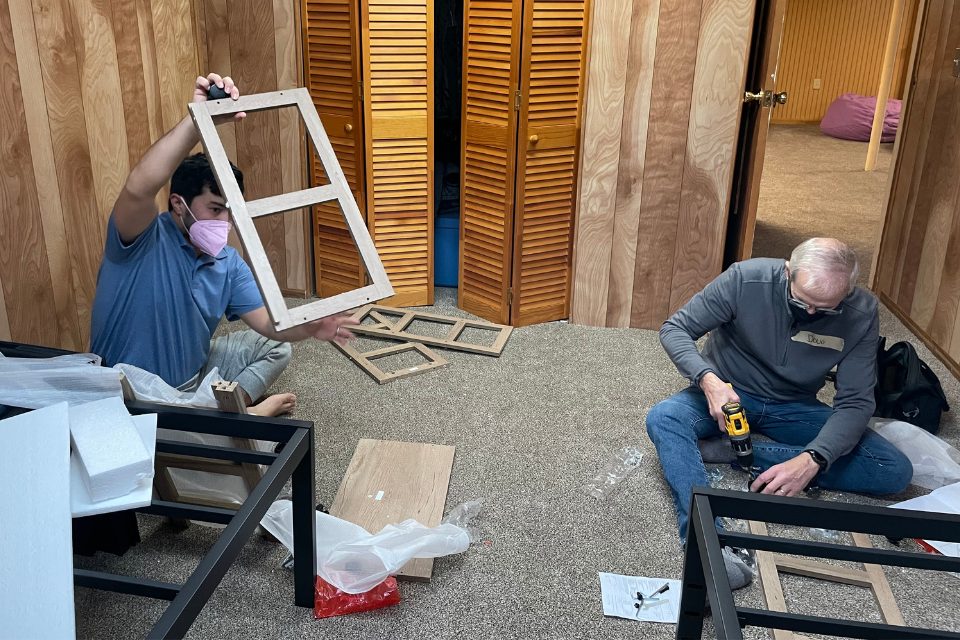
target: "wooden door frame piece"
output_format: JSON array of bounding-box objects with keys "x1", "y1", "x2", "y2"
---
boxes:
[
  {"x1": 349, "y1": 304, "x2": 513, "y2": 356},
  {"x1": 333, "y1": 339, "x2": 448, "y2": 384},
  {"x1": 187, "y1": 88, "x2": 393, "y2": 331},
  {"x1": 748, "y1": 520, "x2": 905, "y2": 640}
]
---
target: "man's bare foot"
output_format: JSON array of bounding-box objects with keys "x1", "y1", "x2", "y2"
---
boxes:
[{"x1": 247, "y1": 393, "x2": 296, "y2": 417}]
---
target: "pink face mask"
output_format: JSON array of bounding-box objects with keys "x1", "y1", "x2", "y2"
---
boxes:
[{"x1": 176, "y1": 195, "x2": 232, "y2": 257}]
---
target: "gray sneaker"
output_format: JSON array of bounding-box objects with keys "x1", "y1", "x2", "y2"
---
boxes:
[{"x1": 722, "y1": 546, "x2": 754, "y2": 589}]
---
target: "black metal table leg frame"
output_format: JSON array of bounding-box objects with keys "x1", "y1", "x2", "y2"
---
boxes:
[
  {"x1": 146, "y1": 427, "x2": 311, "y2": 639},
  {"x1": 291, "y1": 421, "x2": 316, "y2": 607}
]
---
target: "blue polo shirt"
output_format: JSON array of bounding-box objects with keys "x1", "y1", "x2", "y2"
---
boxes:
[{"x1": 90, "y1": 212, "x2": 263, "y2": 386}]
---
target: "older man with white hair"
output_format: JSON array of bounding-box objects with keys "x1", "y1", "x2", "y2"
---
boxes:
[{"x1": 646, "y1": 238, "x2": 912, "y2": 588}]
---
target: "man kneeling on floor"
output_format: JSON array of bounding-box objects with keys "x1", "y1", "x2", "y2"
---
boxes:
[
  {"x1": 90, "y1": 73, "x2": 357, "y2": 415},
  {"x1": 645, "y1": 237, "x2": 912, "y2": 589}
]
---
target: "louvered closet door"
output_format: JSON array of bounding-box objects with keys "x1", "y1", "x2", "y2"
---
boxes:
[
  {"x1": 511, "y1": 0, "x2": 590, "y2": 326},
  {"x1": 458, "y1": 0, "x2": 524, "y2": 324},
  {"x1": 305, "y1": 0, "x2": 367, "y2": 297},
  {"x1": 362, "y1": 0, "x2": 434, "y2": 307}
]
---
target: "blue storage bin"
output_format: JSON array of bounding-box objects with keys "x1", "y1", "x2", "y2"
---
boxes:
[{"x1": 435, "y1": 211, "x2": 459, "y2": 287}]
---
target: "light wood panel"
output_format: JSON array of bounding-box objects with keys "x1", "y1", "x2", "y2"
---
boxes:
[
  {"x1": 0, "y1": 0, "x2": 312, "y2": 351},
  {"x1": 875, "y1": 0, "x2": 960, "y2": 379},
  {"x1": 329, "y1": 439, "x2": 456, "y2": 581},
  {"x1": 362, "y1": 0, "x2": 435, "y2": 307},
  {"x1": 572, "y1": 0, "x2": 755, "y2": 329},
  {"x1": 772, "y1": 0, "x2": 921, "y2": 124}
]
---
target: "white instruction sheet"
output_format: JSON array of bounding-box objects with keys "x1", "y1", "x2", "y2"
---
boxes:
[{"x1": 599, "y1": 572, "x2": 681, "y2": 623}]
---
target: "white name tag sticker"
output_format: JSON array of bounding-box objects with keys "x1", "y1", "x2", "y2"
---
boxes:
[{"x1": 791, "y1": 331, "x2": 845, "y2": 352}]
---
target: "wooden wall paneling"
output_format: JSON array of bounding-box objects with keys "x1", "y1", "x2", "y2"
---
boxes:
[
  {"x1": 74, "y1": 0, "x2": 130, "y2": 226},
  {"x1": 0, "y1": 272, "x2": 9, "y2": 341},
  {"x1": 930, "y1": 181, "x2": 960, "y2": 349},
  {"x1": 606, "y1": 0, "x2": 660, "y2": 327},
  {"x1": 304, "y1": 0, "x2": 368, "y2": 298},
  {"x1": 111, "y1": 0, "x2": 153, "y2": 169},
  {"x1": 32, "y1": 0, "x2": 105, "y2": 347},
  {"x1": 888, "y1": 3, "x2": 955, "y2": 313},
  {"x1": 569, "y1": 0, "x2": 633, "y2": 326},
  {"x1": 512, "y1": 0, "x2": 590, "y2": 326},
  {"x1": 363, "y1": 0, "x2": 435, "y2": 308},
  {"x1": 275, "y1": 0, "x2": 309, "y2": 295},
  {"x1": 9, "y1": 0, "x2": 80, "y2": 349},
  {"x1": 875, "y1": 0, "x2": 945, "y2": 296},
  {"x1": 152, "y1": 0, "x2": 199, "y2": 132},
  {"x1": 628, "y1": 0, "x2": 701, "y2": 329},
  {"x1": 135, "y1": 0, "x2": 164, "y2": 148},
  {"x1": 667, "y1": 0, "x2": 755, "y2": 314},
  {"x1": 458, "y1": 0, "x2": 523, "y2": 324},
  {"x1": 0, "y1": 0, "x2": 59, "y2": 346},
  {"x1": 229, "y1": 0, "x2": 288, "y2": 289}
]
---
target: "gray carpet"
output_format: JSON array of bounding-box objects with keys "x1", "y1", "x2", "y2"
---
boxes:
[
  {"x1": 73, "y1": 127, "x2": 957, "y2": 639},
  {"x1": 73, "y1": 285, "x2": 960, "y2": 639},
  {"x1": 752, "y1": 124, "x2": 893, "y2": 286}
]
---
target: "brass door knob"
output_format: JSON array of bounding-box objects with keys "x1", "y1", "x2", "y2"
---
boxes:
[
  {"x1": 773, "y1": 91, "x2": 788, "y2": 105},
  {"x1": 345, "y1": 123, "x2": 353, "y2": 133},
  {"x1": 529, "y1": 134, "x2": 539, "y2": 144}
]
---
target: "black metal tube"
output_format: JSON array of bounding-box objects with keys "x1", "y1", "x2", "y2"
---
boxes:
[
  {"x1": 694, "y1": 495, "x2": 744, "y2": 640},
  {"x1": 291, "y1": 422, "x2": 317, "y2": 607},
  {"x1": 737, "y1": 608, "x2": 960, "y2": 639},
  {"x1": 139, "y1": 500, "x2": 236, "y2": 525},
  {"x1": 155, "y1": 440, "x2": 278, "y2": 465},
  {"x1": 74, "y1": 569, "x2": 181, "y2": 601}
]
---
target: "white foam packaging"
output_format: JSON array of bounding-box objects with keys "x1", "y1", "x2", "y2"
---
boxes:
[{"x1": 69, "y1": 397, "x2": 154, "y2": 502}]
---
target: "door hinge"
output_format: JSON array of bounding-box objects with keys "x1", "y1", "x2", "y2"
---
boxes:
[
  {"x1": 514, "y1": 90, "x2": 521, "y2": 111},
  {"x1": 358, "y1": 81, "x2": 365, "y2": 102},
  {"x1": 507, "y1": 287, "x2": 514, "y2": 306}
]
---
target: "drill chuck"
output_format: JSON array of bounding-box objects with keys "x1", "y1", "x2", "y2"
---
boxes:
[{"x1": 722, "y1": 401, "x2": 754, "y2": 469}]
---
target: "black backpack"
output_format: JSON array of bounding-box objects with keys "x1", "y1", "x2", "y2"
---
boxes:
[{"x1": 874, "y1": 337, "x2": 950, "y2": 434}]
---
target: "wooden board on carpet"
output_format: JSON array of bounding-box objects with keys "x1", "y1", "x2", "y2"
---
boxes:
[
  {"x1": 332, "y1": 339, "x2": 449, "y2": 384},
  {"x1": 330, "y1": 439, "x2": 456, "y2": 581}
]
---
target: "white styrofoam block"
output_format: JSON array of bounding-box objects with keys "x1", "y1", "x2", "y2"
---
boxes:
[
  {"x1": 69, "y1": 397, "x2": 153, "y2": 502},
  {"x1": 71, "y1": 413, "x2": 157, "y2": 517},
  {"x1": 0, "y1": 402, "x2": 77, "y2": 639}
]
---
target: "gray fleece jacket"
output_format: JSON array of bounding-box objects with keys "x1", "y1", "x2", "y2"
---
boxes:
[{"x1": 659, "y1": 258, "x2": 879, "y2": 467}]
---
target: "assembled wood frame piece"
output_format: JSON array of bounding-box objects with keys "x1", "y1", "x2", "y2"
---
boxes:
[
  {"x1": 349, "y1": 304, "x2": 513, "y2": 356},
  {"x1": 748, "y1": 520, "x2": 905, "y2": 640},
  {"x1": 188, "y1": 89, "x2": 393, "y2": 331},
  {"x1": 333, "y1": 339, "x2": 448, "y2": 384}
]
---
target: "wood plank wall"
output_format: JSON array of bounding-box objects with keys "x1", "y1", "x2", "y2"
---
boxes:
[
  {"x1": 875, "y1": 0, "x2": 960, "y2": 380},
  {"x1": 570, "y1": 0, "x2": 755, "y2": 329},
  {"x1": 0, "y1": 0, "x2": 309, "y2": 351},
  {"x1": 772, "y1": 0, "x2": 920, "y2": 124}
]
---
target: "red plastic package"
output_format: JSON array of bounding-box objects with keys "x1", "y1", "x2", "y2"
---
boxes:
[{"x1": 314, "y1": 576, "x2": 401, "y2": 619}]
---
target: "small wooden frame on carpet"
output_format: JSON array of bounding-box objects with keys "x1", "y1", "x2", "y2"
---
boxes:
[
  {"x1": 330, "y1": 439, "x2": 456, "y2": 581},
  {"x1": 333, "y1": 340, "x2": 448, "y2": 384},
  {"x1": 188, "y1": 89, "x2": 393, "y2": 332},
  {"x1": 748, "y1": 520, "x2": 905, "y2": 640},
  {"x1": 350, "y1": 304, "x2": 513, "y2": 356}
]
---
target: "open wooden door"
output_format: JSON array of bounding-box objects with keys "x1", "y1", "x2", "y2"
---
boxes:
[
  {"x1": 512, "y1": 0, "x2": 590, "y2": 326},
  {"x1": 304, "y1": 0, "x2": 368, "y2": 297},
  {"x1": 458, "y1": 0, "x2": 523, "y2": 324},
  {"x1": 362, "y1": 0, "x2": 435, "y2": 307},
  {"x1": 725, "y1": 0, "x2": 788, "y2": 264}
]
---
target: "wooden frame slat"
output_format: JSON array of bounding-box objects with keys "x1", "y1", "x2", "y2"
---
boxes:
[
  {"x1": 333, "y1": 340, "x2": 448, "y2": 384},
  {"x1": 349, "y1": 304, "x2": 513, "y2": 356},
  {"x1": 188, "y1": 88, "x2": 393, "y2": 331}
]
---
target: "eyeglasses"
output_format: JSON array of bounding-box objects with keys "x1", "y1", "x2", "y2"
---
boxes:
[{"x1": 788, "y1": 288, "x2": 843, "y2": 315}]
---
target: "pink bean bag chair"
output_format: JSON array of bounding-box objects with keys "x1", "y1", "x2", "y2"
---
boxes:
[{"x1": 820, "y1": 93, "x2": 901, "y2": 142}]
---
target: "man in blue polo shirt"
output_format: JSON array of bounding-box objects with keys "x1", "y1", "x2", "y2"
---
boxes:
[{"x1": 90, "y1": 73, "x2": 357, "y2": 416}]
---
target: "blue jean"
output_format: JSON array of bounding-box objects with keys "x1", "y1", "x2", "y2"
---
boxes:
[{"x1": 645, "y1": 386, "x2": 912, "y2": 540}]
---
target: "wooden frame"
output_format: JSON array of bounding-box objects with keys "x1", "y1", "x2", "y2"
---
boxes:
[
  {"x1": 349, "y1": 304, "x2": 513, "y2": 356},
  {"x1": 188, "y1": 88, "x2": 393, "y2": 331},
  {"x1": 333, "y1": 340, "x2": 448, "y2": 384},
  {"x1": 749, "y1": 520, "x2": 905, "y2": 640}
]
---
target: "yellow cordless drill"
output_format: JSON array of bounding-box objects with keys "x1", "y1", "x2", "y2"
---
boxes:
[{"x1": 721, "y1": 401, "x2": 754, "y2": 470}]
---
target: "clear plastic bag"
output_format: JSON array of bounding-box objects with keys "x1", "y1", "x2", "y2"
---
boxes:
[
  {"x1": 583, "y1": 446, "x2": 644, "y2": 499},
  {"x1": 113, "y1": 363, "x2": 222, "y2": 408},
  {"x1": 870, "y1": 418, "x2": 960, "y2": 489},
  {"x1": 261, "y1": 499, "x2": 473, "y2": 594},
  {"x1": 0, "y1": 354, "x2": 122, "y2": 408},
  {"x1": 441, "y1": 499, "x2": 483, "y2": 542}
]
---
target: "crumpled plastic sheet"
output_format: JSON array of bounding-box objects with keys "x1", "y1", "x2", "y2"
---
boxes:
[{"x1": 583, "y1": 446, "x2": 644, "y2": 499}]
